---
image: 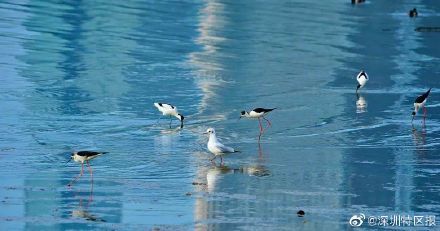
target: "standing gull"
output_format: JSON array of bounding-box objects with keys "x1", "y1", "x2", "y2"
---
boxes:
[
  {"x1": 240, "y1": 108, "x2": 276, "y2": 140},
  {"x1": 412, "y1": 88, "x2": 432, "y2": 123},
  {"x1": 205, "y1": 128, "x2": 239, "y2": 164},
  {"x1": 356, "y1": 70, "x2": 369, "y2": 93},
  {"x1": 154, "y1": 102, "x2": 184, "y2": 128},
  {"x1": 67, "y1": 151, "x2": 107, "y2": 186}
]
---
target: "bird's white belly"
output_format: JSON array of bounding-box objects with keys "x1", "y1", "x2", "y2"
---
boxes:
[
  {"x1": 160, "y1": 108, "x2": 175, "y2": 116},
  {"x1": 248, "y1": 111, "x2": 263, "y2": 118},
  {"x1": 73, "y1": 155, "x2": 87, "y2": 163},
  {"x1": 357, "y1": 77, "x2": 368, "y2": 86},
  {"x1": 414, "y1": 100, "x2": 426, "y2": 111}
]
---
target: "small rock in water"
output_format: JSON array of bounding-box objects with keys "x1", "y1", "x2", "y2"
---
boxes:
[{"x1": 297, "y1": 210, "x2": 305, "y2": 217}]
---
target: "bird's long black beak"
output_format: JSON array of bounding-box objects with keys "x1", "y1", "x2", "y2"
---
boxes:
[{"x1": 180, "y1": 121, "x2": 184, "y2": 128}]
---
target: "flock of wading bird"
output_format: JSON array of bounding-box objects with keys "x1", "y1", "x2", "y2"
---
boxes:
[{"x1": 67, "y1": 70, "x2": 432, "y2": 186}]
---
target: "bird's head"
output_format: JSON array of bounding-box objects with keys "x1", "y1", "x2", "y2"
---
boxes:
[
  {"x1": 177, "y1": 114, "x2": 184, "y2": 128},
  {"x1": 205, "y1": 128, "x2": 215, "y2": 135},
  {"x1": 67, "y1": 152, "x2": 75, "y2": 163},
  {"x1": 239, "y1": 111, "x2": 248, "y2": 119},
  {"x1": 177, "y1": 114, "x2": 184, "y2": 121}
]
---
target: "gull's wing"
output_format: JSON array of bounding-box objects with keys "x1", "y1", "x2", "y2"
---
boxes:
[{"x1": 215, "y1": 142, "x2": 235, "y2": 153}]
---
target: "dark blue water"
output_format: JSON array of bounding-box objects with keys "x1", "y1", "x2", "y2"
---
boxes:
[{"x1": 1, "y1": 0, "x2": 440, "y2": 230}]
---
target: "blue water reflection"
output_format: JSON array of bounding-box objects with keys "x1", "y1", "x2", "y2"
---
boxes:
[{"x1": 1, "y1": 0, "x2": 439, "y2": 230}]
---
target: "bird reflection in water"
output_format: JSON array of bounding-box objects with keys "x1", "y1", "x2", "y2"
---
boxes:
[
  {"x1": 72, "y1": 206, "x2": 106, "y2": 222},
  {"x1": 159, "y1": 124, "x2": 184, "y2": 135},
  {"x1": 206, "y1": 163, "x2": 271, "y2": 192},
  {"x1": 411, "y1": 125, "x2": 427, "y2": 149},
  {"x1": 356, "y1": 93, "x2": 367, "y2": 113},
  {"x1": 71, "y1": 188, "x2": 106, "y2": 222}
]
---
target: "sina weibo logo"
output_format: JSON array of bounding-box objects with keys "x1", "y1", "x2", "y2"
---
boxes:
[{"x1": 349, "y1": 213, "x2": 366, "y2": 227}]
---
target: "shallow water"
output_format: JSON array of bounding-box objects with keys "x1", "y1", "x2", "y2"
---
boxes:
[{"x1": 1, "y1": 0, "x2": 440, "y2": 230}]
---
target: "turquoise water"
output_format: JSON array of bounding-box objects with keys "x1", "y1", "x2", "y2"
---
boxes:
[{"x1": 1, "y1": 0, "x2": 439, "y2": 230}]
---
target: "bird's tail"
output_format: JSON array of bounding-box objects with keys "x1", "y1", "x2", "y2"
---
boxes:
[
  {"x1": 423, "y1": 88, "x2": 432, "y2": 98},
  {"x1": 427, "y1": 88, "x2": 432, "y2": 94}
]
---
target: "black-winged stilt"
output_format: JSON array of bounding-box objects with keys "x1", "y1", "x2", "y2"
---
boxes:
[
  {"x1": 240, "y1": 108, "x2": 276, "y2": 140},
  {"x1": 412, "y1": 88, "x2": 431, "y2": 123},
  {"x1": 67, "y1": 151, "x2": 107, "y2": 186}
]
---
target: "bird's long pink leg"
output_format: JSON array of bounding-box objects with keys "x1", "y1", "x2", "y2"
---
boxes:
[
  {"x1": 68, "y1": 163, "x2": 84, "y2": 186},
  {"x1": 263, "y1": 116, "x2": 271, "y2": 128},
  {"x1": 210, "y1": 156, "x2": 217, "y2": 165},
  {"x1": 86, "y1": 161, "x2": 93, "y2": 183},
  {"x1": 258, "y1": 118, "x2": 264, "y2": 141},
  {"x1": 422, "y1": 107, "x2": 427, "y2": 125},
  {"x1": 88, "y1": 162, "x2": 94, "y2": 202}
]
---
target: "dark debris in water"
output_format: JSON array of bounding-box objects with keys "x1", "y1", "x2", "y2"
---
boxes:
[
  {"x1": 415, "y1": 27, "x2": 440, "y2": 32},
  {"x1": 192, "y1": 182, "x2": 207, "y2": 186},
  {"x1": 185, "y1": 192, "x2": 192, "y2": 196},
  {"x1": 297, "y1": 210, "x2": 305, "y2": 217},
  {"x1": 0, "y1": 147, "x2": 15, "y2": 152}
]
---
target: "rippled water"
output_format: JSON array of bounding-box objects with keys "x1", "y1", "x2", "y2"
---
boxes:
[{"x1": 1, "y1": 0, "x2": 440, "y2": 230}]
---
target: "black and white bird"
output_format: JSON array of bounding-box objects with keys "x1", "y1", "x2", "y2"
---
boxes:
[
  {"x1": 356, "y1": 70, "x2": 369, "y2": 93},
  {"x1": 205, "y1": 128, "x2": 239, "y2": 164},
  {"x1": 409, "y1": 8, "x2": 418, "y2": 18},
  {"x1": 67, "y1": 151, "x2": 107, "y2": 186},
  {"x1": 240, "y1": 108, "x2": 276, "y2": 140},
  {"x1": 154, "y1": 102, "x2": 184, "y2": 128},
  {"x1": 412, "y1": 88, "x2": 432, "y2": 122}
]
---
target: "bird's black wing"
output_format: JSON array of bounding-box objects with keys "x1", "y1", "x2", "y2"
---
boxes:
[
  {"x1": 77, "y1": 151, "x2": 107, "y2": 157},
  {"x1": 415, "y1": 88, "x2": 431, "y2": 103},
  {"x1": 253, "y1": 108, "x2": 276, "y2": 113},
  {"x1": 158, "y1": 102, "x2": 175, "y2": 109}
]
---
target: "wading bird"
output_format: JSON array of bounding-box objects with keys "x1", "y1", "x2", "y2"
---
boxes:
[
  {"x1": 205, "y1": 128, "x2": 239, "y2": 164},
  {"x1": 356, "y1": 70, "x2": 369, "y2": 93},
  {"x1": 67, "y1": 151, "x2": 107, "y2": 186},
  {"x1": 412, "y1": 88, "x2": 431, "y2": 123},
  {"x1": 240, "y1": 108, "x2": 276, "y2": 140},
  {"x1": 154, "y1": 102, "x2": 184, "y2": 128}
]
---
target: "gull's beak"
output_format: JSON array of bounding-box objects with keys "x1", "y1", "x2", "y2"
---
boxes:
[{"x1": 203, "y1": 132, "x2": 208, "y2": 134}]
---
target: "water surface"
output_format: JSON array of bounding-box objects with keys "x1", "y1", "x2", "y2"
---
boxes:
[{"x1": 1, "y1": 0, "x2": 440, "y2": 230}]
